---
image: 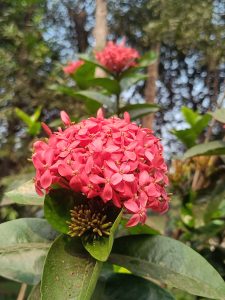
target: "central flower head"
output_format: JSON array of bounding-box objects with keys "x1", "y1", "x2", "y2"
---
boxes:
[
  {"x1": 95, "y1": 40, "x2": 140, "y2": 74},
  {"x1": 32, "y1": 109, "x2": 169, "y2": 227}
]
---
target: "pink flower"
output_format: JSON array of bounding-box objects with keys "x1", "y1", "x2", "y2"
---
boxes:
[
  {"x1": 95, "y1": 40, "x2": 140, "y2": 74},
  {"x1": 124, "y1": 198, "x2": 147, "y2": 227},
  {"x1": 63, "y1": 60, "x2": 84, "y2": 74},
  {"x1": 32, "y1": 109, "x2": 169, "y2": 227}
]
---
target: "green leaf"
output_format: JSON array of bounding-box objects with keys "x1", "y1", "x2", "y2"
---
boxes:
[
  {"x1": 0, "y1": 218, "x2": 57, "y2": 285},
  {"x1": 118, "y1": 220, "x2": 160, "y2": 237},
  {"x1": 57, "y1": 86, "x2": 104, "y2": 114},
  {"x1": 44, "y1": 189, "x2": 86, "y2": 234},
  {"x1": 28, "y1": 121, "x2": 41, "y2": 136},
  {"x1": 4, "y1": 180, "x2": 44, "y2": 206},
  {"x1": 92, "y1": 273, "x2": 175, "y2": 300},
  {"x1": 31, "y1": 106, "x2": 42, "y2": 122},
  {"x1": 78, "y1": 53, "x2": 112, "y2": 75},
  {"x1": 184, "y1": 141, "x2": 225, "y2": 159},
  {"x1": 110, "y1": 235, "x2": 225, "y2": 299},
  {"x1": 171, "y1": 128, "x2": 197, "y2": 148},
  {"x1": 85, "y1": 78, "x2": 121, "y2": 95},
  {"x1": 74, "y1": 91, "x2": 112, "y2": 107},
  {"x1": 119, "y1": 103, "x2": 160, "y2": 120},
  {"x1": 82, "y1": 210, "x2": 123, "y2": 262},
  {"x1": 138, "y1": 51, "x2": 157, "y2": 67},
  {"x1": 120, "y1": 73, "x2": 148, "y2": 90},
  {"x1": 181, "y1": 106, "x2": 200, "y2": 126},
  {"x1": 210, "y1": 108, "x2": 225, "y2": 123},
  {"x1": 15, "y1": 108, "x2": 31, "y2": 126},
  {"x1": 41, "y1": 235, "x2": 102, "y2": 300},
  {"x1": 204, "y1": 180, "x2": 225, "y2": 222},
  {"x1": 73, "y1": 62, "x2": 96, "y2": 89}
]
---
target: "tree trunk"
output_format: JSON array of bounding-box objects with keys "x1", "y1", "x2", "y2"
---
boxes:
[
  {"x1": 93, "y1": 0, "x2": 108, "y2": 52},
  {"x1": 93, "y1": 0, "x2": 108, "y2": 77},
  {"x1": 143, "y1": 43, "x2": 160, "y2": 129}
]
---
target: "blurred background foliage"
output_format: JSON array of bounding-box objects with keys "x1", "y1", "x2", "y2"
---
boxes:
[{"x1": 0, "y1": 0, "x2": 225, "y2": 299}]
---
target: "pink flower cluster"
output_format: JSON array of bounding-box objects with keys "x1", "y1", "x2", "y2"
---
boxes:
[
  {"x1": 95, "y1": 40, "x2": 140, "y2": 74},
  {"x1": 32, "y1": 110, "x2": 169, "y2": 227},
  {"x1": 63, "y1": 60, "x2": 84, "y2": 75}
]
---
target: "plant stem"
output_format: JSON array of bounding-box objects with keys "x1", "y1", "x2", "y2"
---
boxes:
[{"x1": 17, "y1": 283, "x2": 27, "y2": 300}]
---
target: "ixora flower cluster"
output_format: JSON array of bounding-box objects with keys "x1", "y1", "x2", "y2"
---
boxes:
[
  {"x1": 95, "y1": 40, "x2": 140, "y2": 74},
  {"x1": 32, "y1": 110, "x2": 169, "y2": 227}
]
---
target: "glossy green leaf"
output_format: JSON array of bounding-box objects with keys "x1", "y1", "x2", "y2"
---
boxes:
[
  {"x1": 85, "y1": 78, "x2": 121, "y2": 94},
  {"x1": 92, "y1": 273, "x2": 175, "y2": 300},
  {"x1": 210, "y1": 108, "x2": 225, "y2": 123},
  {"x1": 44, "y1": 189, "x2": 86, "y2": 234},
  {"x1": 0, "y1": 218, "x2": 57, "y2": 285},
  {"x1": 119, "y1": 103, "x2": 160, "y2": 120},
  {"x1": 120, "y1": 73, "x2": 148, "y2": 90},
  {"x1": 110, "y1": 235, "x2": 225, "y2": 299},
  {"x1": 184, "y1": 141, "x2": 225, "y2": 159},
  {"x1": 82, "y1": 210, "x2": 123, "y2": 262},
  {"x1": 41, "y1": 235, "x2": 102, "y2": 300},
  {"x1": 4, "y1": 180, "x2": 44, "y2": 206}
]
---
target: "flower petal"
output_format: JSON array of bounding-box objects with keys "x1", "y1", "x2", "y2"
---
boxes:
[
  {"x1": 124, "y1": 200, "x2": 139, "y2": 212},
  {"x1": 102, "y1": 183, "x2": 113, "y2": 201},
  {"x1": 111, "y1": 173, "x2": 123, "y2": 185},
  {"x1": 58, "y1": 164, "x2": 72, "y2": 177},
  {"x1": 40, "y1": 169, "x2": 52, "y2": 189},
  {"x1": 126, "y1": 214, "x2": 140, "y2": 227},
  {"x1": 122, "y1": 173, "x2": 135, "y2": 182}
]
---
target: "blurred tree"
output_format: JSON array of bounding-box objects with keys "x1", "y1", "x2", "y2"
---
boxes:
[{"x1": 0, "y1": 0, "x2": 70, "y2": 176}]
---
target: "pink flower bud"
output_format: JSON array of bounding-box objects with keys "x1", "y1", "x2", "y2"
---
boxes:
[{"x1": 60, "y1": 111, "x2": 71, "y2": 126}]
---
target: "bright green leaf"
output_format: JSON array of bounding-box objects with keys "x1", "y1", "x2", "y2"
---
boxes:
[
  {"x1": 41, "y1": 235, "x2": 102, "y2": 300},
  {"x1": 0, "y1": 218, "x2": 57, "y2": 285},
  {"x1": 181, "y1": 106, "x2": 200, "y2": 126},
  {"x1": 31, "y1": 106, "x2": 42, "y2": 122},
  {"x1": 184, "y1": 141, "x2": 225, "y2": 159},
  {"x1": 92, "y1": 273, "x2": 175, "y2": 300},
  {"x1": 110, "y1": 235, "x2": 225, "y2": 299},
  {"x1": 15, "y1": 108, "x2": 31, "y2": 126}
]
